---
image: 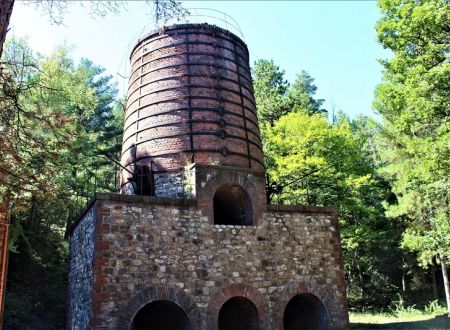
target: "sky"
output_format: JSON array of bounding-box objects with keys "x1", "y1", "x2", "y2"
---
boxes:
[{"x1": 9, "y1": 1, "x2": 391, "y2": 119}]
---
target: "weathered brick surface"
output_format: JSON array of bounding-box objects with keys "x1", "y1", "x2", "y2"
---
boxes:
[
  {"x1": 68, "y1": 207, "x2": 96, "y2": 329},
  {"x1": 119, "y1": 24, "x2": 264, "y2": 193},
  {"x1": 69, "y1": 191, "x2": 348, "y2": 329}
]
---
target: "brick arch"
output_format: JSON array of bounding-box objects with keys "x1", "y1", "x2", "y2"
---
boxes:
[
  {"x1": 117, "y1": 285, "x2": 202, "y2": 330},
  {"x1": 274, "y1": 281, "x2": 333, "y2": 330},
  {"x1": 207, "y1": 283, "x2": 269, "y2": 329},
  {"x1": 196, "y1": 170, "x2": 267, "y2": 224},
  {"x1": 203, "y1": 171, "x2": 258, "y2": 196}
]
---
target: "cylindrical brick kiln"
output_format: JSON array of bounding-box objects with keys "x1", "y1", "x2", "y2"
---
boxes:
[{"x1": 120, "y1": 23, "x2": 264, "y2": 196}]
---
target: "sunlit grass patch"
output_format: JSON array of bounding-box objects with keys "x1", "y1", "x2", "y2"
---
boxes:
[
  {"x1": 350, "y1": 312, "x2": 438, "y2": 324},
  {"x1": 350, "y1": 300, "x2": 449, "y2": 329}
]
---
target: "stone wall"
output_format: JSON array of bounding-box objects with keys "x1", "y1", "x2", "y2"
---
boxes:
[
  {"x1": 154, "y1": 172, "x2": 185, "y2": 199},
  {"x1": 82, "y1": 194, "x2": 348, "y2": 329},
  {"x1": 68, "y1": 207, "x2": 96, "y2": 329}
]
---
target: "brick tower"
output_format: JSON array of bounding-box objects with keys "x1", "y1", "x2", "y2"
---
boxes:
[{"x1": 68, "y1": 24, "x2": 349, "y2": 330}]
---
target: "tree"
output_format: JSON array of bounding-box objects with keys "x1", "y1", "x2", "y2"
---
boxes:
[
  {"x1": 264, "y1": 112, "x2": 374, "y2": 208},
  {"x1": 1, "y1": 38, "x2": 123, "y2": 221},
  {"x1": 374, "y1": 0, "x2": 450, "y2": 312},
  {"x1": 0, "y1": 40, "x2": 90, "y2": 203},
  {"x1": 252, "y1": 58, "x2": 407, "y2": 308},
  {"x1": 264, "y1": 111, "x2": 402, "y2": 308},
  {"x1": 287, "y1": 71, "x2": 326, "y2": 116},
  {"x1": 252, "y1": 59, "x2": 326, "y2": 127},
  {"x1": 0, "y1": 0, "x2": 187, "y2": 58},
  {"x1": 0, "y1": 41, "x2": 125, "y2": 199},
  {"x1": 252, "y1": 59, "x2": 290, "y2": 127},
  {"x1": 3, "y1": 41, "x2": 123, "y2": 328},
  {"x1": 0, "y1": 0, "x2": 14, "y2": 58}
]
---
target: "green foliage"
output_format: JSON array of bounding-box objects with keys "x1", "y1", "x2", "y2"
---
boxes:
[
  {"x1": 2, "y1": 39, "x2": 122, "y2": 328},
  {"x1": 1, "y1": 39, "x2": 122, "y2": 203},
  {"x1": 287, "y1": 71, "x2": 326, "y2": 116},
  {"x1": 376, "y1": 0, "x2": 449, "y2": 130},
  {"x1": 252, "y1": 58, "x2": 407, "y2": 308},
  {"x1": 252, "y1": 59, "x2": 290, "y2": 127},
  {"x1": 252, "y1": 59, "x2": 325, "y2": 128},
  {"x1": 374, "y1": 0, "x2": 450, "y2": 270},
  {"x1": 4, "y1": 212, "x2": 68, "y2": 329},
  {"x1": 424, "y1": 300, "x2": 447, "y2": 315},
  {"x1": 263, "y1": 111, "x2": 402, "y2": 309},
  {"x1": 1, "y1": 40, "x2": 93, "y2": 203},
  {"x1": 264, "y1": 112, "x2": 368, "y2": 205},
  {"x1": 8, "y1": 220, "x2": 23, "y2": 254}
]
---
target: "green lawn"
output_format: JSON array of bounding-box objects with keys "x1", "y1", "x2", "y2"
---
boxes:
[{"x1": 350, "y1": 313, "x2": 450, "y2": 329}]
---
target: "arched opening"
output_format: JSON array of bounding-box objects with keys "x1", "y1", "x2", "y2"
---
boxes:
[
  {"x1": 213, "y1": 185, "x2": 253, "y2": 225},
  {"x1": 218, "y1": 296, "x2": 259, "y2": 330},
  {"x1": 132, "y1": 165, "x2": 154, "y2": 196},
  {"x1": 283, "y1": 294, "x2": 328, "y2": 330},
  {"x1": 131, "y1": 300, "x2": 191, "y2": 330}
]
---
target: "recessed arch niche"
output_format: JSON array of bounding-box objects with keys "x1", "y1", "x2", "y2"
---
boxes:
[
  {"x1": 218, "y1": 296, "x2": 260, "y2": 330},
  {"x1": 213, "y1": 184, "x2": 253, "y2": 225},
  {"x1": 131, "y1": 299, "x2": 191, "y2": 330},
  {"x1": 283, "y1": 293, "x2": 329, "y2": 330}
]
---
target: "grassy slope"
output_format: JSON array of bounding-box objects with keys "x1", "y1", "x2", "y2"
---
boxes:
[{"x1": 350, "y1": 313, "x2": 450, "y2": 329}]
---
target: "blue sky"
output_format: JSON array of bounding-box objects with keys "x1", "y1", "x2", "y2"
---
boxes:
[{"x1": 9, "y1": 1, "x2": 390, "y2": 119}]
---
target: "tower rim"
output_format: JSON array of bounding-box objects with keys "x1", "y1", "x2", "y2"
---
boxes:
[{"x1": 129, "y1": 22, "x2": 249, "y2": 60}]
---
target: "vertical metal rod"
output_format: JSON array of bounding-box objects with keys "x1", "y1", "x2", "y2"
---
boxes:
[
  {"x1": 85, "y1": 174, "x2": 88, "y2": 208},
  {"x1": 94, "y1": 164, "x2": 98, "y2": 195},
  {"x1": 114, "y1": 161, "x2": 118, "y2": 192},
  {"x1": 140, "y1": 167, "x2": 143, "y2": 195}
]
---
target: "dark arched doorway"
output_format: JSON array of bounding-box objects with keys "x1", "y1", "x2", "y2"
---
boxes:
[
  {"x1": 214, "y1": 185, "x2": 253, "y2": 225},
  {"x1": 131, "y1": 300, "x2": 191, "y2": 330},
  {"x1": 218, "y1": 296, "x2": 260, "y2": 330},
  {"x1": 283, "y1": 294, "x2": 328, "y2": 330}
]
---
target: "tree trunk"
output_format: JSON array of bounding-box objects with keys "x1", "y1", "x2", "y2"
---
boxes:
[
  {"x1": 64, "y1": 203, "x2": 74, "y2": 240},
  {"x1": 401, "y1": 257, "x2": 407, "y2": 292},
  {"x1": 402, "y1": 271, "x2": 406, "y2": 292},
  {"x1": 441, "y1": 258, "x2": 450, "y2": 314},
  {"x1": 0, "y1": 0, "x2": 15, "y2": 58},
  {"x1": 432, "y1": 266, "x2": 439, "y2": 301},
  {"x1": 357, "y1": 263, "x2": 364, "y2": 288}
]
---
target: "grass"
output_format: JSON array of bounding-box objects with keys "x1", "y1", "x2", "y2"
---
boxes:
[
  {"x1": 350, "y1": 301, "x2": 449, "y2": 329},
  {"x1": 350, "y1": 313, "x2": 449, "y2": 328}
]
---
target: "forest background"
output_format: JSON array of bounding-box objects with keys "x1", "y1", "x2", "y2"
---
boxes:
[{"x1": 0, "y1": 0, "x2": 449, "y2": 328}]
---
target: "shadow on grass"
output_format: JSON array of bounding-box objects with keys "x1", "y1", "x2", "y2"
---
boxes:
[{"x1": 351, "y1": 315, "x2": 450, "y2": 330}]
